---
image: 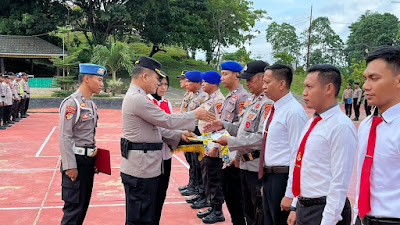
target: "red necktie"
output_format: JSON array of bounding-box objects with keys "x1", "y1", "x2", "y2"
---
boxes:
[
  {"x1": 258, "y1": 106, "x2": 275, "y2": 179},
  {"x1": 358, "y1": 116, "x2": 383, "y2": 218},
  {"x1": 292, "y1": 115, "x2": 322, "y2": 197}
]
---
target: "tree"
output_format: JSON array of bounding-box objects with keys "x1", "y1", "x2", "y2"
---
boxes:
[
  {"x1": 266, "y1": 22, "x2": 300, "y2": 65},
  {"x1": 348, "y1": 58, "x2": 366, "y2": 85},
  {"x1": 91, "y1": 42, "x2": 132, "y2": 82},
  {"x1": 301, "y1": 17, "x2": 344, "y2": 66},
  {"x1": 346, "y1": 11, "x2": 399, "y2": 62},
  {"x1": 222, "y1": 47, "x2": 252, "y2": 63}
]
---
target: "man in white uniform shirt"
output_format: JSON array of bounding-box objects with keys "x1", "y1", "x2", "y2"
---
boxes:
[
  {"x1": 260, "y1": 64, "x2": 307, "y2": 225},
  {"x1": 353, "y1": 46, "x2": 400, "y2": 225},
  {"x1": 287, "y1": 64, "x2": 357, "y2": 225}
]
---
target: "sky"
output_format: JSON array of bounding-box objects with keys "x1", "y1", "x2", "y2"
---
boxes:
[{"x1": 198, "y1": 0, "x2": 400, "y2": 63}]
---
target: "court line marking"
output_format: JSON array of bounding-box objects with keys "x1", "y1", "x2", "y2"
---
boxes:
[
  {"x1": 173, "y1": 154, "x2": 189, "y2": 169},
  {"x1": 35, "y1": 126, "x2": 57, "y2": 157}
]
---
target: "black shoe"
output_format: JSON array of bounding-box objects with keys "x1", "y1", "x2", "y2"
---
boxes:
[
  {"x1": 180, "y1": 187, "x2": 198, "y2": 196},
  {"x1": 186, "y1": 194, "x2": 201, "y2": 203},
  {"x1": 178, "y1": 184, "x2": 191, "y2": 191},
  {"x1": 5, "y1": 123, "x2": 11, "y2": 127},
  {"x1": 197, "y1": 207, "x2": 213, "y2": 218},
  {"x1": 8, "y1": 121, "x2": 15, "y2": 124},
  {"x1": 0, "y1": 126, "x2": 6, "y2": 130},
  {"x1": 190, "y1": 197, "x2": 210, "y2": 209},
  {"x1": 21, "y1": 115, "x2": 27, "y2": 118},
  {"x1": 202, "y1": 210, "x2": 225, "y2": 224}
]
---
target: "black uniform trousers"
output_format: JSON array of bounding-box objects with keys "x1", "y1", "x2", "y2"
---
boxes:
[
  {"x1": 184, "y1": 152, "x2": 195, "y2": 186},
  {"x1": 11, "y1": 100, "x2": 18, "y2": 120},
  {"x1": 0, "y1": 105, "x2": 3, "y2": 125},
  {"x1": 262, "y1": 173, "x2": 289, "y2": 225},
  {"x1": 18, "y1": 98, "x2": 26, "y2": 116},
  {"x1": 223, "y1": 166, "x2": 245, "y2": 225},
  {"x1": 344, "y1": 99, "x2": 352, "y2": 117},
  {"x1": 3, "y1": 105, "x2": 11, "y2": 123},
  {"x1": 24, "y1": 97, "x2": 30, "y2": 115},
  {"x1": 240, "y1": 169, "x2": 264, "y2": 225},
  {"x1": 61, "y1": 155, "x2": 95, "y2": 225},
  {"x1": 296, "y1": 197, "x2": 351, "y2": 225},
  {"x1": 121, "y1": 172, "x2": 159, "y2": 225},
  {"x1": 364, "y1": 99, "x2": 372, "y2": 116},
  {"x1": 192, "y1": 152, "x2": 204, "y2": 195},
  {"x1": 155, "y1": 158, "x2": 172, "y2": 225},
  {"x1": 353, "y1": 98, "x2": 361, "y2": 119},
  {"x1": 201, "y1": 156, "x2": 224, "y2": 208}
]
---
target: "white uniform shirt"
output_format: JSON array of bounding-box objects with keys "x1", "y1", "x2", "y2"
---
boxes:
[
  {"x1": 289, "y1": 104, "x2": 357, "y2": 225},
  {"x1": 353, "y1": 103, "x2": 400, "y2": 221},
  {"x1": 262, "y1": 92, "x2": 308, "y2": 198}
]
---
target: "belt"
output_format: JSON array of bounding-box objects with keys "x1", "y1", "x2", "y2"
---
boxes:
[
  {"x1": 298, "y1": 196, "x2": 326, "y2": 207},
  {"x1": 239, "y1": 151, "x2": 260, "y2": 162},
  {"x1": 362, "y1": 215, "x2": 400, "y2": 225},
  {"x1": 128, "y1": 142, "x2": 163, "y2": 152},
  {"x1": 74, "y1": 146, "x2": 97, "y2": 157},
  {"x1": 263, "y1": 166, "x2": 289, "y2": 174}
]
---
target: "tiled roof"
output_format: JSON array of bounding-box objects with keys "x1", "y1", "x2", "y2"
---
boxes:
[{"x1": 0, "y1": 35, "x2": 66, "y2": 58}]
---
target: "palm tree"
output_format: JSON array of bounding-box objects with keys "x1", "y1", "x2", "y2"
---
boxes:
[{"x1": 91, "y1": 42, "x2": 133, "y2": 82}]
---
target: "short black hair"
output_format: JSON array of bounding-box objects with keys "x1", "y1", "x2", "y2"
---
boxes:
[
  {"x1": 308, "y1": 64, "x2": 342, "y2": 97},
  {"x1": 265, "y1": 64, "x2": 293, "y2": 89},
  {"x1": 366, "y1": 46, "x2": 400, "y2": 75},
  {"x1": 131, "y1": 66, "x2": 147, "y2": 79}
]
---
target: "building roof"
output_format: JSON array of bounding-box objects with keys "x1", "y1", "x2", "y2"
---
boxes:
[{"x1": 0, "y1": 35, "x2": 67, "y2": 58}]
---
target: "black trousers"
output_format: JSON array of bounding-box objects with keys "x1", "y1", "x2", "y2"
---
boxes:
[
  {"x1": 155, "y1": 159, "x2": 172, "y2": 225},
  {"x1": 3, "y1": 105, "x2": 11, "y2": 123},
  {"x1": 364, "y1": 99, "x2": 372, "y2": 116},
  {"x1": 344, "y1": 101, "x2": 352, "y2": 117},
  {"x1": 24, "y1": 98, "x2": 30, "y2": 114},
  {"x1": 0, "y1": 106, "x2": 3, "y2": 125},
  {"x1": 223, "y1": 166, "x2": 245, "y2": 225},
  {"x1": 262, "y1": 173, "x2": 289, "y2": 225},
  {"x1": 353, "y1": 98, "x2": 361, "y2": 119},
  {"x1": 191, "y1": 152, "x2": 204, "y2": 194},
  {"x1": 201, "y1": 156, "x2": 224, "y2": 207},
  {"x1": 11, "y1": 100, "x2": 18, "y2": 120},
  {"x1": 18, "y1": 98, "x2": 26, "y2": 116},
  {"x1": 121, "y1": 172, "x2": 159, "y2": 225},
  {"x1": 296, "y1": 197, "x2": 351, "y2": 225},
  {"x1": 184, "y1": 152, "x2": 195, "y2": 186},
  {"x1": 240, "y1": 169, "x2": 263, "y2": 225},
  {"x1": 61, "y1": 155, "x2": 95, "y2": 225}
]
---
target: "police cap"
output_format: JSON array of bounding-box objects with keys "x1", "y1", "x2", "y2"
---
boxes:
[
  {"x1": 221, "y1": 61, "x2": 243, "y2": 72},
  {"x1": 79, "y1": 63, "x2": 107, "y2": 76},
  {"x1": 201, "y1": 71, "x2": 221, "y2": 84},
  {"x1": 237, "y1": 60, "x2": 268, "y2": 79},
  {"x1": 177, "y1": 70, "x2": 188, "y2": 79},
  {"x1": 134, "y1": 56, "x2": 165, "y2": 78},
  {"x1": 185, "y1": 71, "x2": 202, "y2": 82}
]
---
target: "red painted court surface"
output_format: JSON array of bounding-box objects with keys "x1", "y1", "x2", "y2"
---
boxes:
[{"x1": 0, "y1": 106, "x2": 364, "y2": 224}]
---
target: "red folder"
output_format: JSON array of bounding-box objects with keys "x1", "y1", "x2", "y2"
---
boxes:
[{"x1": 95, "y1": 148, "x2": 111, "y2": 175}]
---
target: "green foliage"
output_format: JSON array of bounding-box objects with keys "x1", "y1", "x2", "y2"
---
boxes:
[
  {"x1": 222, "y1": 47, "x2": 253, "y2": 63},
  {"x1": 348, "y1": 58, "x2": 366, "y2": 85},
  {"x1": 50, "y1": 50, "x2": 81, "y2": 68},
  {"x1": 52, "y1": 76, "x2": 77, "y2": 92},
  {"x1": 266, "y1": 22, "x2": 300, "y2": 64},
  {"x1": 51, "y1": 90, "x2": 75, "y2": 98},
  {"x1": 106, "y1": 78, "x2": 124, "y2": 96},
  {"x1": 346, "y1": 11, "x2": 399, "y2": 62},
  {"x1": 291, "y1": 70, "x2": 307, "y2": 96},
  {"x1": 273, "y1": 52, "x2": 294, "y2": 65}
]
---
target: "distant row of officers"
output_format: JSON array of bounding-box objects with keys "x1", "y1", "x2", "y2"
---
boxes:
[
  {"x1": 58, "y1": 45, "x2": 400, "y2": 225},
  {"x1": 0, "y1": 72, "x2": 31, "y2": 129}
]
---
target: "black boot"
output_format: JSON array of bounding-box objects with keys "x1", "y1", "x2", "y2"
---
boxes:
[
  {"x1": 190, "y1": 196, "x2": 210, "y2": 209},
  {"x1": 202, "y1": 207, "x2": 225, "y2": 224},
  {"x1": 186, "y1": 194, "x2": 201, "y2": 203},
  {"x1": 197, "y1": 207, "x2": 213, "y2": 219},
  {"x1": 180, "y1": 186, "x2": 198, "y2": 196}
]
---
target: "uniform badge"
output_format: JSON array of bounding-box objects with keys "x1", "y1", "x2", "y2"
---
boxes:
[
  {"x1": 245, "y1": 121, "x2": 251, "y2": 129},
  {"x1": 238, "y1": 101, "x2": 245, "y2": 114},
  {"x1": 80, "y1": 102, "x2": 86, "y2": 107},
  {"x1": 255, "y1": 103, "x2": 260, "y2": 109},
  {"x1": 264, "y1": 104, "x2": 273, "y2": 119},
  {"x1": 231, "y1": 95, "x2": 238, "y2": 101},
  {"x1": 82, "y1": 114, "x2": 89, "y2": 119},
  {"x1": 227, "y1": 113, "x2": 231, "y2": 119},
  {"x1": 66, "y1": 106, "x2": 76, "y2": 111},
  {"x1": 247, "y1": 114, "x2": 254, "y2": 119},
  {"x1": 97, "y1": 68, "x2": 105, "y2": 75},
  {"x1": 190, "y1": 104, "x2": 194, "y2": 108},
  {"x1": 215, "y1": 103, "x2": 223, "y2": 114},
  {"x1": 244, "y1": 102, "x2": 249, "y2": 106},
  {"x1": 65, "y1": 111, "x2": 74, "y2": 120},
  {"x1": 297, "y1": 152, "x2": 302, "y2": 161}
]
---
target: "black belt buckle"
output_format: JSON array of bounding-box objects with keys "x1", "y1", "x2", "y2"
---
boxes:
[
  {"x1": 120, "y1": 138, "x2": 129, "y2": 159},
  {"x1": 142, "y1": 142, "x2": 148, "y2": 153}
]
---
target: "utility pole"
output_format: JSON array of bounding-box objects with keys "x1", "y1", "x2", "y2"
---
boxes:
[{"x1": 306, "y1": 5, "x2": 313, "y2": 70}]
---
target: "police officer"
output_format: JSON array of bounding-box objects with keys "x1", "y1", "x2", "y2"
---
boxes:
[
  {"x1": 59, "y1": 63, "x2": 106, "y2": 225},
  {"x1": 219, "y1": 61, "x2": 249, "y2": 225},
  {"x1": 16, "y1": 73, "x2": 26, "y2": 119},
  {"x1": 23, "y1": 73, "x2": 31, "y2": 117},
  {"x1": 352, "y1": 82, "x2": 362, "y2": 121},
  {"x1": 205, "y1": 60, "x2": 274, "y2": 225},
  {"x1": 2, "y1": 75, "x2": 13, "y2": 127},
  {"x1": 0, "y1": 74, "x2": 6, "y2": 129},
  {"x1": 8, "y1": 72, "x2": 20, "y2": 123},
  {"x1": 120, "y1": 56, "x2": 214, "y2": 225},
  {"x1": 196, "y1": 71, "x2": 226, "y2": 223}
]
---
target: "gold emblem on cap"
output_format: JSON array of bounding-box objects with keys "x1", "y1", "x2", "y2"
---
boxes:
[
  {"x1": 97, "y1": 68, "x2": 105, "y2": 75},
  {"x1": 155, "y1": 68, "x2": 166, "y2": 77},
  {"x1": 181, "y1": 71, "x2": 185, "y2": 76},
  {"x1": 135, "y1": 60, "x2": 140, "y2": 64}
]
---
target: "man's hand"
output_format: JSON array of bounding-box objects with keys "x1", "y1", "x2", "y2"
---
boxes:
[
  {"x1": 182, "y1": 130, "x2": 196, "y2": 142},
  {"x1": 208, "y1": 147, "x2": 219, "y2": 157},
  {"x1": 194, "y1": 107, "x2": 216, "y2": 122},
  {"x1": 94, "y1": 166, "x2": 99, "y2": 174},
  {"x1": 287, "y1": 211, "x2": 296, "y2": 225},
  {"x1": 214, "y1": 136, "x2": 228, "y2": 146},
  {"x1": 228, "y1": 158, "x2": 240, "y2": 168},
  {"x1": 357, "y1": 102, "x2": 360, "y2": 106},
  {"x1": 280, "y1": 197, "x2": 293, "y2": 211},
  {"x1": 203, "y1": 120, "x2": 223, "y2": 133},
  {"x1": 65, "y1": 168, "x2": 78, "y2": 181}
]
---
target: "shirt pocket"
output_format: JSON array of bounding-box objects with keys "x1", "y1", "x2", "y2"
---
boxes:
[
  {"x1": 76, "y1": 109, "x2": 95, "y2": 130},
  {"x1": 243, "y1": 110, "x2": 260, "y2": 132}
]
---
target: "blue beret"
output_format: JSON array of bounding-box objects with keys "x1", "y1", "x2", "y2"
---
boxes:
[
  {"x1": 185, "y1": 70, "x2": 202, "y2": 82},
  {"x1": 79, "y1": 63, "x2": 107, "y2": 76},
  {"x1": 201, "y1": 71, "x2": 221, "y2": 84},
  {"x1": 220, "y1": 61, "x2": 243, "y2": 72},
  {"x1": 16, "y1": 73, "x2": 22, "y2": 78}
]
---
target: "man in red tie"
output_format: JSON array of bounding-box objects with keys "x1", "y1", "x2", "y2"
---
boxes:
[
  {"x1": 287, "y1": 64, "x2": 357, "y2": 225},
  {"x1": 260, "y1": 64, "x2": 307, "y2": 225},
  {"x1": 354, "y1": 46, "x2": 400, "y2": 225}
]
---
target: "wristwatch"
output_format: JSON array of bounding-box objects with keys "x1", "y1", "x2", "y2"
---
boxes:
[{"x1": 289, "y1": 206, "x2": 296, "y2": 211}]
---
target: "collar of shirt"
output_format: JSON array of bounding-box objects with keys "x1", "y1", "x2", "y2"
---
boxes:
[
  {"x1": 226, "y1": 84, "x2": 243, "y2": 98},
  {"x1": 274, "y1": 92, "x2": 293, "y2": 110},
  {"x1": 147, "y1": 94, "x2": 164, "y2": 104},
  {"x1": 129, "y1": 83, "x2": 146, "y2": 95},
  {"x1": 380, "y1": 102, "x2": 400, "y2": 123},
  {"x1": 314, "y1": 103, "x2": 339, "y2": 120}
]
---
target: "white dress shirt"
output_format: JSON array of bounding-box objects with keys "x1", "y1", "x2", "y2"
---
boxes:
[
  {"x1": 263, "y1": 92, "x2": 308, "y2": 198},
  {"x1": 289, "y1": 104, "x2": 357, "y2": 225},
  {"x1": 353, "y1": 103, "x2": 400, "y2": 221}
]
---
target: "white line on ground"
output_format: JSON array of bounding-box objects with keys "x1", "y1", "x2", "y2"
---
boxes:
[
  {"x1": 173, "y1": 154, "x2": 189, "y2": 169},
  {"x1": 35, "y1": 126, "x2": 57, "y2": 157}
]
